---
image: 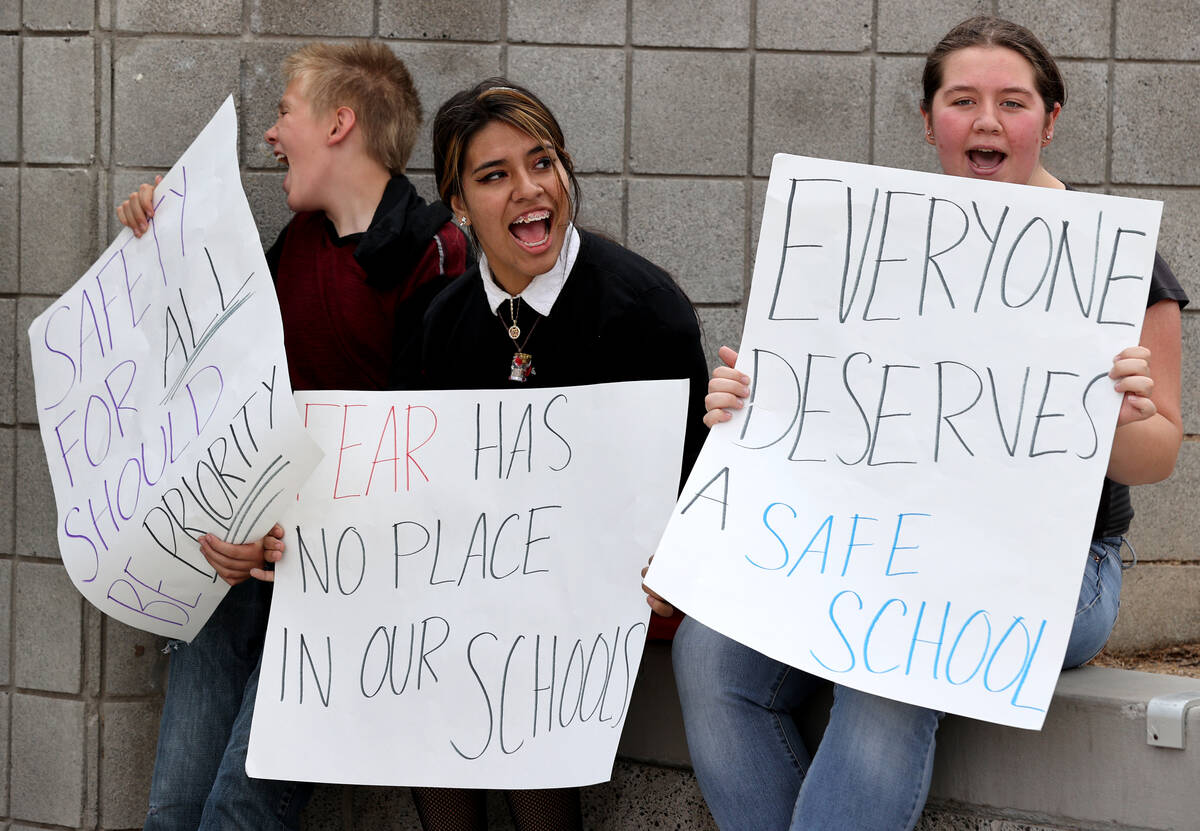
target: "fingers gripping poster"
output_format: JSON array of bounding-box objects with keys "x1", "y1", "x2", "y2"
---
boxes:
[
  {"x1": 646, "y1": 155, "x2": 1161, "y2": 729},
  {"x1": 247, "y1": 381, "x2": 687, "y2": 788},
  {"x1": 27, "y1": 97, "x2": 320, "y2": 641}
]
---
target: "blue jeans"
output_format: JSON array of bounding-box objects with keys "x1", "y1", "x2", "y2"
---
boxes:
[
  {"x1": 673, "y1": 536, "x2": 1127, "y2": 831},
  {"x1": 144, "y1": 579, "x2": 312, "y2": 831}
]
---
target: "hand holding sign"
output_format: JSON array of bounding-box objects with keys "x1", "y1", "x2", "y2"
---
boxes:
[
  {"x1": 27, "y1": 97, "x2": 320, "y2": 640},
  {"x1": 646, "y1": 154, "x2": 1162, "y2": 730}
]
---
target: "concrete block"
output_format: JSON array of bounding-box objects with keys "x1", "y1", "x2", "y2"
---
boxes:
[
  {"x1": 97, "y1": 38, "x2": 111, "y2": 168},
  {"x1": 0, "y1": 692, "x2": 6, "y2": 815},
  {"x1": 756, "y1": 0, "x2": 871, "y2": 51},
  {"x1": 83, "y1": 600, "x2": 101, "y2": 697},
  {"x1": 14, "y1": 561, "x2": 82, "y2": 692},
  {"x1": 1040, "y1": 62, "x2": 1107, "y2": 186},
  {"x1": 10, "y1": 693, "x2": 85, "y2": 827},
  {"x1": 0, "y1": 299, "x2": 13, "y2": 424},
  {"x1": 0, "y1": 562, "x2": 9, "y2": 685},
  {"x1": 1116, "y1": 0, "x2": 1200, "y2": 59},
  {"x1": 627, "y1": 178, "x2": 745, "y2": 304},
  {"x1": 19, "y1": 168, "x2": 98, "y2": 294},
  {"x1": 0, "y1": 37, "x2": 19, "y2": 161},
  {"x1": 115, "y1": 0, "x2": 241, "y2": 33},
  {"x1": 918, "y1": 804, "x2": 1067, "y2": 830},
  {"x1": 754, "y1": 54, "x2": 871, "y2": 175},
  {"x1": 0, "y1": 169, "x2": 13, "y2": 293},
  {"x1": 630, "y1": 51, "x2": 749, "y2": 175},
  {"x1": 1113, "y1": 64, "x2": 1200, "y2": 185},
  {"x1": 301, "y1": 783, "x2": 348, "y2": 829},
  {"x1": 1184, "y1": 313, "x2": 1199, "y2": 437},
  {"x1": 379, "y1": 0, "x2": 501, "y2": 40},
  {"x1": 17, "y1": 297, "x2": 53, "y2": 426},
  {"x1": 14, "y1": 427, "x2": 58, "y2": 559},
  {"x1": 997, "y1": 0, "x2": 1112, "y2": 58},
  {"x1": 347, "y1": 785, "x2": 423, "y2": 828},
  {"x1": 23, "y1": 37, "x2": 94, "y2": 164},
  {"x1": 249, "y1": 0, "x2": 372, "y2": 36},
  {"x1": 584, "y1": 760, "x2": 716, "y2": 830},
  {"x1": 0, "y1": 429, "x2": 13, "y2": 554},
  {"x1": 104, "y1": 618, "x2": 168, "y2": 695},
  {"x1": 0, "y1": 3, "x2": 17, "y2": 29},
  {"x1": 1106, "y1": 563, "x2": 1200, "y2": 651},
  {"x1": 113, "y1": 39, "x2": 240, "y2": 168},
  {"x1": 241, "y1": 40, "x2": 304, "y2": 171},
  {"x1": 873, "y1": 55, "x2": 939, "y2": 174},
  {"x1": 618, "y1": 641, "x2": 689, "y2": 766},
  {"x1": 508, "y1": 46, "x2": 625, "y2": 174},
  {"x1": 930, "y1": 667, "x2": 1200, "y2": 831},
  {"x1": 748, "y1": 175, "x2": 772, "y2": 294},
  {"x1": 877, "y1": 0, "x2": 991, "y2": 53},
  {"x1": 697, "y1": 306, "x2": 747, "y2": 365},
  {"x1": 242, "y1": 170, "x2": 291, "y2": 253},
  {"x1": 508, "y1": 0, "x2": 625, "y2": 45},
  {"x1": 386, "y1": 43, "x2": 503, "y2": 172},
  {"x1": 406, "y1": 171, "x2": 438, "y2": 206},
  {"x1": 633, "y1": 0, "x2": 750, "y2": 48},
  {"x1": 576, "y1": 174, "x2": 623, "y2": 243},
  {"x1": 99, "y1": 701, "x2": 160, "y2": 828},
  {"x1": 24, "y1": 0, "x2": 93, "y2": 30},
  {"x1": 1128, "y1": 441, "x2": 1200, "y2": 562},
  {"x1": 1111, "y1": 186, "x2": 1200, "y2": 303}
]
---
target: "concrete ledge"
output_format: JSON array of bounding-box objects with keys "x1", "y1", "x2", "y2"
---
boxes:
[{"x1": 619, "y1": 644, "x2": 1200, "y2": 831}]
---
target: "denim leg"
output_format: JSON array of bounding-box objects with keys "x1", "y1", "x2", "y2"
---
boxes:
[
  {"x1": 673, "y1": 616, "x2": 823, "y2": 831},
  {"x1": 1062, "y1": 536, "x2": 1124, "y2": 669},
  {"x1": 144, "y1": 580, "x2": 273, "y2": 831},
  {"x1": 198, "y1": 652, "x2": 313, "y2": 831},
  {"x1": 790, "y1": 686, "x2": 940, "y2": 831}
]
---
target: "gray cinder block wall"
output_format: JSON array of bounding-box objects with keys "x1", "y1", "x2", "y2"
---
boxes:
[{"x1": 1, "y1": 1, "x2": 1197, "y2": 829}]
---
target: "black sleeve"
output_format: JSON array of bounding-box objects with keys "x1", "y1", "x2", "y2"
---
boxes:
[
  {"x1": 609, "y1": 284, "x2": 710, "y2": 491},
  {"x1": 1148, "y1": 251, "x2": 1189, "y2": 309},
  {"x1": 265, "y1": 225, "x2": 287, "y2": 282},
  {"x1": 392, "y1": 275, "x2": 453, "y2": 390}
]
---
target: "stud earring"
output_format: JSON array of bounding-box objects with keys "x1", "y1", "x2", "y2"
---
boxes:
[{"x1": 460, "y1": 216, "x2": 469, "y2": 226}]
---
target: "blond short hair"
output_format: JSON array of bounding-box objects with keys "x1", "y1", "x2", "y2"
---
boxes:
[{"x1": 283, "y1": 42, "x2": 421, "y2": 174}]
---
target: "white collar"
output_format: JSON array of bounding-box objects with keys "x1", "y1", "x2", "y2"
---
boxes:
[{"x1": 479, "y1": 224, "x2": 580, "y2": 317}]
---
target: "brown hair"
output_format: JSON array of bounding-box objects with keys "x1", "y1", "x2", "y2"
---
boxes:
[
  {"x1": 283, "y1": 42, "x2": 421, "y2": 174},
  {"x1": 432, "y1": 78, "x2": 580, "y2": 222},
  {"x1": 922, "y1": 16, "x2": 1066, "y2": 113}
]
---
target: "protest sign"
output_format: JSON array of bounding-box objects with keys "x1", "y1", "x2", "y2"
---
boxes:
[
  {"x1": 27, "y1": 96, "x2": 320, "y2": 641},
  {"x1": 247, "y1": 381, "x2": 686, "y2": 787},
  {"x1": 645, "y1": 154, "x2": 1161, "y2": 729}
]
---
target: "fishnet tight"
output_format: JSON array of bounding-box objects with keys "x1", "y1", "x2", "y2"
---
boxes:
[{"x1": 411, "y1": 786, "x2": 583, "y2": 831}]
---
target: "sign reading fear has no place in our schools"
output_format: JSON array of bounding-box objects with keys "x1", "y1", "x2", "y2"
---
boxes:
[
  {"x1": 646, "y1": 154, "x2": 1161, "y2": 730},
  {"x1": 247, "y1": 381, "x2": 688, "y2": 788},
  {"x1": 27, "y1": 97, "x2": 321, "y2": 641}
]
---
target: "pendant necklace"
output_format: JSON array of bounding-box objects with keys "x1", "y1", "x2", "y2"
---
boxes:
[
  {"x1": 506, "y1": 297, "x2": 522, "y2": 339},
  {"x1": 501, "y1": 297, "x2": 539, "y2": 382}
]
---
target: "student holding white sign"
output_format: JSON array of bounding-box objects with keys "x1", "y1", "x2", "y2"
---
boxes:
[
  {"x1": 118, "y1": 43, "x2": 468, "y2": 831},
  {"x1": 413, "y1": 79, "x2": 708, "y2": 830},
  {"x1": 657, "y1": 16, "x2": 1188, "y2": 831}
]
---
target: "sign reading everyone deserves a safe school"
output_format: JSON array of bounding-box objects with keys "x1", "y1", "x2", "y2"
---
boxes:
[
  {"x1": 26, "y1": 97, "x2": 320, "y2": 641},
  {"x1": 645, "y1": 154, "x2": 1161, "y2": 730}
]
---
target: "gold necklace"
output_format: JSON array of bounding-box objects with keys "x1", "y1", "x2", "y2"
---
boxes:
[{"x1": 506, "y1": 297, "x2": 521, "y2": 339}]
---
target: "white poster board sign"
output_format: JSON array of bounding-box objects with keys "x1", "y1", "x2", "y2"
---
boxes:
[
  {"x1": 247, "y1": 381, "x2": 686, "y2": 787},
  {"x1": 646, "y1": 154, "x2": 1160, "y2": 729},
  {"x1": 27, "y1": 97, "x2": 320, "y2": 640}
]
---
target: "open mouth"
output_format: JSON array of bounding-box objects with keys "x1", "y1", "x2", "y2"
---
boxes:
[
  {"x1": 274, "y1": 151, "x2": 289, "y2": 166},
  {"x1": 967, "y1": 148, "x2": 1005, "y2": 172},
  {"x1": 509, "y1": 209, "x2": 552, "y2": 249}
]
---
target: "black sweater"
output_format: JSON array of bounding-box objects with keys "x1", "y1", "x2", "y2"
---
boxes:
[{"x1": 421, "y1": 230, "x2": 709, "y2": 487}]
